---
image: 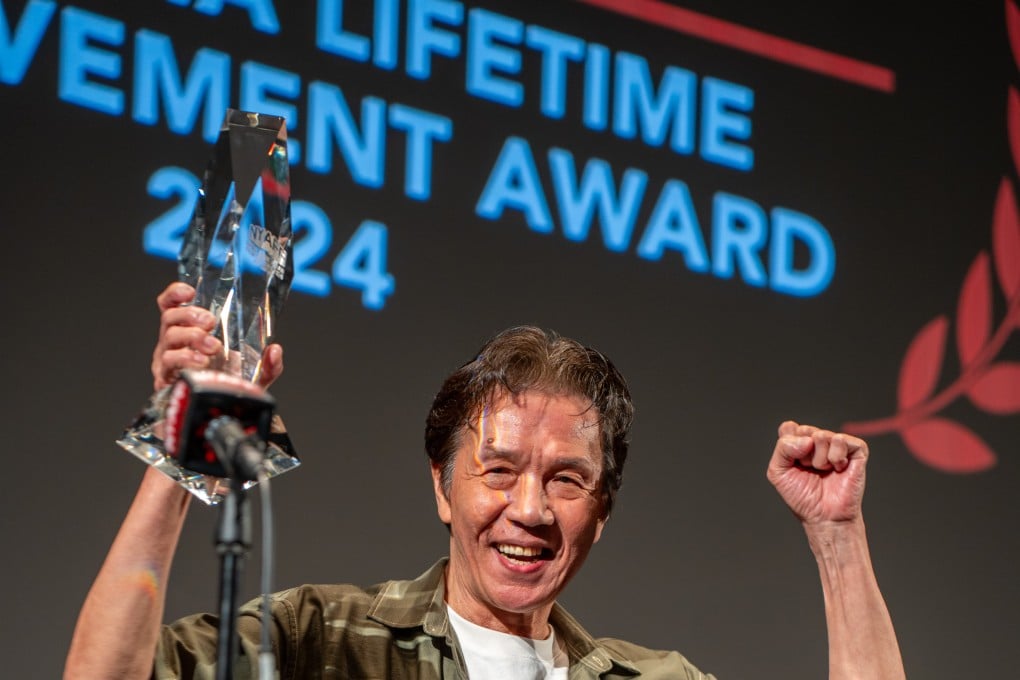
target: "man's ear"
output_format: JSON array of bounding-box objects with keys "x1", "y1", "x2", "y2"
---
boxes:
[
  {"x1": 431, "y1": 461, "x2": 452, "y2": 525},
  {"x1": 592, "y1": 490, "x2": 611, "y2": 544}
]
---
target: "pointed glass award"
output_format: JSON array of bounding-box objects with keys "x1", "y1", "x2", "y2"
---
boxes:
[{"x1": 118, "y1": 109, "x2": 300, "y2": 505}]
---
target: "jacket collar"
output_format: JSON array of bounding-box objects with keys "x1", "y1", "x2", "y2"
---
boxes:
[{"x1": 366, "y1": 558, "x2": 640, "y2": 677}]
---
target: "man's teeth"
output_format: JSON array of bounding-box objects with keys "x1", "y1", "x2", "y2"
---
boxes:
[{"x1": 497, "y1": 544, "x2": 543, "y2": 558}]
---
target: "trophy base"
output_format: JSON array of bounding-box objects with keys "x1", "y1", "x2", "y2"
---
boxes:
[{"x1": 117, "y1": 388, "x2": 300, "y2": 505}]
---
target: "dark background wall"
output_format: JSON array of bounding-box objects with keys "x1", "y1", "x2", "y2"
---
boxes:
[{"x1": 2, "y1": 1, "x2": 1018, "y2": 676}]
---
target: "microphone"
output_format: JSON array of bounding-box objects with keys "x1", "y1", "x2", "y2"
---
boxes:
[{"x1": 163, "y1": 370, "x2": 276, "y2": 481}]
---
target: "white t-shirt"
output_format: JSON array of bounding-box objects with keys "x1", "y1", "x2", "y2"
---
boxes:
[{"x1": 447, "y1": 606, "x2": 569, "y2": 679}]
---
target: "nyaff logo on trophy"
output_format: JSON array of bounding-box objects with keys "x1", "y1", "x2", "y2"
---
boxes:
[{"x1": 118, "y1": 109, "x2": 300, "y2": 505}]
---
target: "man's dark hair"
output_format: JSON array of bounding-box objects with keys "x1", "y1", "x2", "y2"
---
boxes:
[{"x1": 425, "y1": 326, "x2": 633, "y2": 515}]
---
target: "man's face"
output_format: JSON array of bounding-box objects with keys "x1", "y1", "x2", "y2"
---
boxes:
[{"x1": 432, "y1": 390, "x2": 606, "y2": 637}]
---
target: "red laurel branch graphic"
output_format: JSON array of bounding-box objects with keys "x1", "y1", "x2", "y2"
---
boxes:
[{"x1": 841, "y1": 0, "x2": 1020, "y2": 472}]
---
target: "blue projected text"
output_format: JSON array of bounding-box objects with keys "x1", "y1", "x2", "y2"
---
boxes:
[{"x1": 1, "y1": 0, "x2": 839, "y2": 304}]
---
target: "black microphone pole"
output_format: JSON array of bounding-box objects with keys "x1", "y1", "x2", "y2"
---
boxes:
[
  {"x1": 214, "y1": 475, "x2": 248, "y2": 680},
  {"x1": 205, "y1": 416, "x2": 264, "y2": 680}
]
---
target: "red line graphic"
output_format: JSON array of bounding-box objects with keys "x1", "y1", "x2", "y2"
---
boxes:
[{"x1": 577, "y1": 0, "x2": 897, "y2": 93}]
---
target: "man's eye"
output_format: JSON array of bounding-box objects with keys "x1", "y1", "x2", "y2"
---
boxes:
[
  {"x1": 549, "y1": 475, "x2": 590, "y2": 499},
  {"x1": 483, "y1": 468, "x2": 514, "y2": 485}
]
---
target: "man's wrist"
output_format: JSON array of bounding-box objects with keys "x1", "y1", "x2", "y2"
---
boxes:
[{"x1": 802, "y1": 517, "x2": 869, "y2": 565}]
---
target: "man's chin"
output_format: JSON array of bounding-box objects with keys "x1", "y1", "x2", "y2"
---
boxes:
[{"x1": 481, "y1": 580, "x2": 560, "y2": 620}]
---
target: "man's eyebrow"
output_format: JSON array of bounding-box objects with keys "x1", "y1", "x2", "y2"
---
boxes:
[
  {"x1": 474, "y1": 444, "x2": 598, "y2": 475},
  {"x1": 476, "y1": 445, "x2": 520, "y2": 461},
  {"x1": 553, "y1": 457, "x2": 597, "y2": 476}
]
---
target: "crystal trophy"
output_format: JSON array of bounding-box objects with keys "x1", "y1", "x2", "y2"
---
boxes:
[{"x1": 117, "y1": 109, "x2": 300, "y2": 505}]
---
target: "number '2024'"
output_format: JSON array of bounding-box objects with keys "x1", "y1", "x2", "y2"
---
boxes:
[{"x1": 142, "y1": 166, "x2": 395, "y2": 310}]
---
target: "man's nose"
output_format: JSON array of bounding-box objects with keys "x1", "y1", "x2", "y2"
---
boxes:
[{"x1": 506, "y1": 474, "x2": 554, "y2": 526}]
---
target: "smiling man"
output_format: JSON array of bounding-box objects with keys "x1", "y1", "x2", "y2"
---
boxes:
[
  {"x1": 65, "y1": 284, "x2": 905, "y2": 679},
  {"x1": 424, "y1": 333, "x2": 625, "y2": 677},
  {"x1": 437, "y1": 391, "x2": 607, "y2": 639}
]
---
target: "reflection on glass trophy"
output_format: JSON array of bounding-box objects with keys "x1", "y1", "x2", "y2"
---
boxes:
[{"x1": 118, "y1": 109, "x2": 300, "y2": 505}]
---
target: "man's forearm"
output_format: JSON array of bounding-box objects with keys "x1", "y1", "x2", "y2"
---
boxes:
[
  {"x1": 65, "y1": 468, "x2": 191, "y2": 679},
  {"x1": 807, "y1": 518, "x2": 905, "y2": 680}
]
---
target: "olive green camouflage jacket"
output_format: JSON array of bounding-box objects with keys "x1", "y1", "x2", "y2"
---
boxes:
[{"x1": 155, "y1": 559, "x2": 714, "y2": 679}]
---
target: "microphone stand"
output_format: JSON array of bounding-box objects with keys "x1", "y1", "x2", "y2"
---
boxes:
[{"x1": 207, "y1": 418, "x2": 254, "y2": 680}]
